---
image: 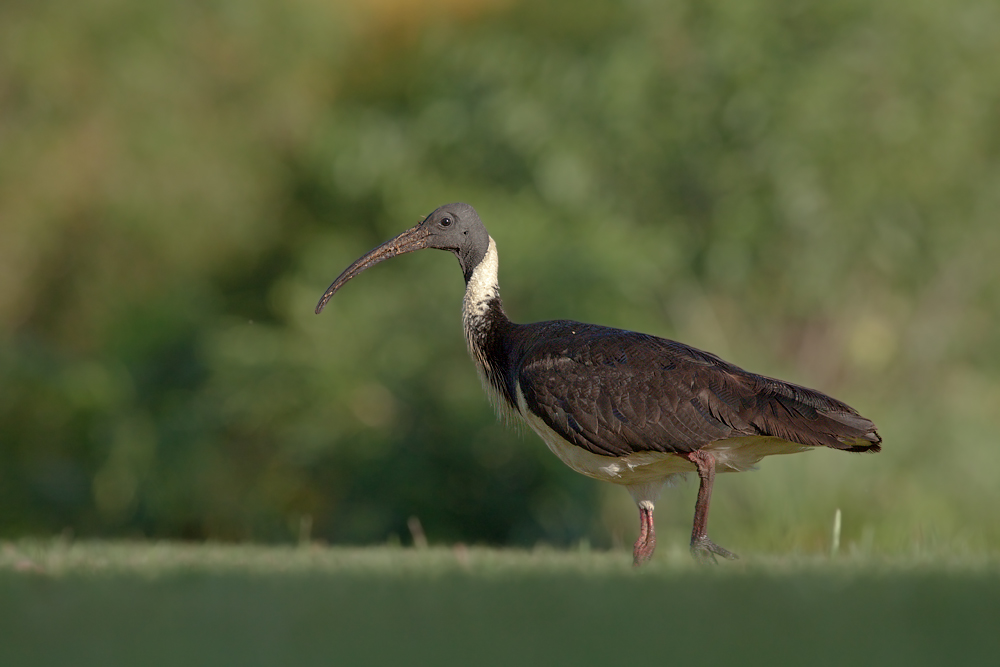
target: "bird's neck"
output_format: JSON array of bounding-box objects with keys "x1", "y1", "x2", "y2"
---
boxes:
[
  {"x1": 462, "y1": 236, "x2": 503, "y2": 333},
  {"x1": 462, "y1": 237, "x2": 517, "y2": 415}
]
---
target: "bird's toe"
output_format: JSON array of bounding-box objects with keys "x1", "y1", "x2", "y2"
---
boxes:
[{"x1": 690, "y1": 536, "x2": 739, "y2": 564}]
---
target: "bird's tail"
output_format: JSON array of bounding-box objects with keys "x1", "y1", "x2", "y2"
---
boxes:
[{"x1": 747, "y1": 377, "x2": 882, "y2": 453}]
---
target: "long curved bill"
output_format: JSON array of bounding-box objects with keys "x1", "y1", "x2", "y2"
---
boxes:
[{"x1": 315, "y1": 222, "x2": 431, "y2": 314}]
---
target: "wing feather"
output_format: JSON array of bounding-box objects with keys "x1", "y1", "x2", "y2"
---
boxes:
[{"x1": 515, "y1": 321, "x2": 881, "y2": 458}]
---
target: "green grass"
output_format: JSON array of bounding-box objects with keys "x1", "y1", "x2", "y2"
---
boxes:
[{"x1": 2, "y1": 540, "x2": 999, "y2": 666}]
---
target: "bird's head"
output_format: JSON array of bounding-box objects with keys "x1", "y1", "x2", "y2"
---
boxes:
[{"x1": 315, "y1": 202, "x2": 489, "y2": 314}]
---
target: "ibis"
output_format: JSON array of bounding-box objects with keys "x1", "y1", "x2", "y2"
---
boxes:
[{"x1": 317, "y1": 203, "x2": 881, "y2": 565}]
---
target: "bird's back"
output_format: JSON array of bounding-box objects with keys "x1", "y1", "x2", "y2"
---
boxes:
[{"x1": 507, "y1": 320, "x2": 881, "y2": 459}]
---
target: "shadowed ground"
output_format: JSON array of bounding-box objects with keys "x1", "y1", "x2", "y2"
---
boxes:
[{"x1": 1, "y1": 541, "x2": 998, "y2": 666}]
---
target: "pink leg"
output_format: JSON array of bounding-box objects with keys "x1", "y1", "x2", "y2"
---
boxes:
[
  {"x1": 686, "y1": 450, "x2": 738, "y2": 564},
  {"x1": 632, "y1": 505, "x2": 657, "y2": 566}
]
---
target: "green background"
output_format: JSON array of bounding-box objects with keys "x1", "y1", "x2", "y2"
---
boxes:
[{"x1": 2, "y1": 0, "x2": 999, "y2": 557}]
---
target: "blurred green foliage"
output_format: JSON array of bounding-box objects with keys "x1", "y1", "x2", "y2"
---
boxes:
[{"x1": 1, "y1": 0, "x2": 999, "y2": 552}]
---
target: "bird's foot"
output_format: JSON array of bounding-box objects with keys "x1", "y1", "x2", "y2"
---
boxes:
[
  {"x1": 690, "y1": 536, "x2": 738, "y2": 564},
  {"x1": 632, "y1": 537, "x2": 656, "y2": 567}
]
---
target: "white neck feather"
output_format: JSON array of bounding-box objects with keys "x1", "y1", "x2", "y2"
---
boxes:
[
  {"x1": 462, "y1": 237, "x2": 499, "y2": 335},
  {"x1": 461, "y1": 237, "x2": 515, "y2": 420}
]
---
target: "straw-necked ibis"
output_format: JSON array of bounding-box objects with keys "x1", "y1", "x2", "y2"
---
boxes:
[{"x1": 317, "y1": 203, "x2": 881, "y2": 565}]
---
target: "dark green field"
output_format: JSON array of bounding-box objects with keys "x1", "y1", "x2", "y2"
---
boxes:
[{"x1": 2, "y1": 541, "x2": 998, "y2": 666}]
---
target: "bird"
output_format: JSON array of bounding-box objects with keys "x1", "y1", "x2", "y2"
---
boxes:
[{"x1": 316, "y1": 203, "x2": 881, "y2": 565}]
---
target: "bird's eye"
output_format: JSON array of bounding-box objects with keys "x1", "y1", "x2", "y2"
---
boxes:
[{"x1": 440, "y1": 217, "x2": 452, "y2": 227}]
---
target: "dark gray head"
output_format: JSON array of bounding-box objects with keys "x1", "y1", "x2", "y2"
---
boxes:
[{"x1": 315, "y1": 202, "x2": 490, "y2": 314}]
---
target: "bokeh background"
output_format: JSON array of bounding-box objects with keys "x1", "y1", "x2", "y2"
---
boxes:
[{"x1": 2, "y1": 0, "x2": 998, "y2": 554}]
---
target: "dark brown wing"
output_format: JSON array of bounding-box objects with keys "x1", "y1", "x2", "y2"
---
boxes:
[{"x1": 514, "y1": 321, "x2": 881, "y2": 458}]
